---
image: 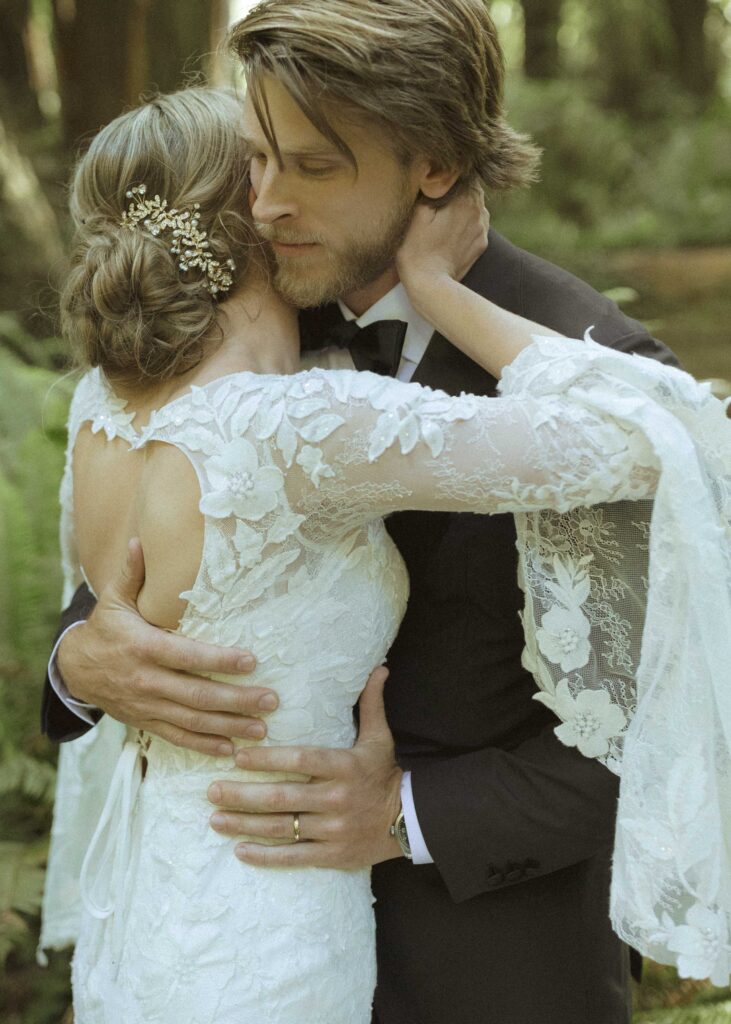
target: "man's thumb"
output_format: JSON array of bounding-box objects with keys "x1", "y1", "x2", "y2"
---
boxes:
[
  {"x1": 115, "y1": 537, "x2": 146, "y2": 605},
  {"x1": 357, "y1": 666, "x2": 390, "y2": 743}
]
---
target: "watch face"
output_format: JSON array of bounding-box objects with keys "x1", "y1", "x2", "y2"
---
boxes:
[
  {"x1": 397, "y1": 816, "x2": 411, "y2": 857},
  {"x1": 391, "y1": 810, "x2": 412, "y2": 858}
]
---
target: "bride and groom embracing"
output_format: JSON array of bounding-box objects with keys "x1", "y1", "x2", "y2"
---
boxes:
[{"x1": 39, "y1": 1, "x2": 731, "y2": 1022}]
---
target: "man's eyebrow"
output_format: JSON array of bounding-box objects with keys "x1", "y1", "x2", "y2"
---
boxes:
[{"x1": 242, "y1": 136, "x2": 344, "y2": 159}]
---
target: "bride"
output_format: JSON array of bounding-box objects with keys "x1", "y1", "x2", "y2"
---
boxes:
[{"x1": 52, "y1": 87, "x2": 730, "y2": 1022}]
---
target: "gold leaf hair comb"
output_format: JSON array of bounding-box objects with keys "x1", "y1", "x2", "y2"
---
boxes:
[{"x1": 120, "y1": 185, "x2": 235, "y2": 296}]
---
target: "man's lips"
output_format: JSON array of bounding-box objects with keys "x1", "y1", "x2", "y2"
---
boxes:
[{"x1": 270, "y1": 241, "x2": 320, "y2": 256}]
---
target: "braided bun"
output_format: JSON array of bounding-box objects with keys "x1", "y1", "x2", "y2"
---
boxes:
[{"x1": 61, "y1": 88, "x2": 257, "y2": 390}]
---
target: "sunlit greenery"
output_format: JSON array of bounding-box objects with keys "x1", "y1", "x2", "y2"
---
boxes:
[
  {"x1": 0, "y1": 330, "x2": 74, "y2": 1022},
  {"x1": 495, "y1": 77, "x2": 731, "y2": 254}
]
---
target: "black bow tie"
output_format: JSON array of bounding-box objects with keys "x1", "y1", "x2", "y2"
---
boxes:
[{"x1": 324, "y1": 318, "x2": 408, "y2": 377}]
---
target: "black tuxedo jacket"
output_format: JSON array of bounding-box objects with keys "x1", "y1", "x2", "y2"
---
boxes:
[{"x1": 42, "y1": 231, "x2": 677, "y2": 1024}]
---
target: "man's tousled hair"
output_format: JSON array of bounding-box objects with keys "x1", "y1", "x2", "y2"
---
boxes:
[{"x1": 228, "y1": 0, "x2": 541, "y2": 199}]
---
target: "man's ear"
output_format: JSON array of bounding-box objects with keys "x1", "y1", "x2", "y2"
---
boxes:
[{"x1": 415, "y1": 160, "x2": 462, "y2": 201}]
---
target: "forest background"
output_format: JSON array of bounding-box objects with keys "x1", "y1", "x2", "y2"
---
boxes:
[{"x1": 1, "y1": 1, "x2": 730, "y2": 1022}]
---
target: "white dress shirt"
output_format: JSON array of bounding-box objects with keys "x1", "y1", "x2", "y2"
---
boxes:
[{"x1": 50, "y1": 282, "x2": 436, "y2": 864}]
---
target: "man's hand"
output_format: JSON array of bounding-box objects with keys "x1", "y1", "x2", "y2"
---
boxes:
[
  {"x1": 207, "y1": 667, "x2": 404, "y2": 868},
  {"x1": 57, "y1": 539, "x2": 278, "y2": 756}
]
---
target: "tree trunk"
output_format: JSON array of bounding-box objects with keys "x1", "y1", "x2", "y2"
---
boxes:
[
  {"x1": 145, "y1": 1, "x2": 215, "y2": 93},
  {"x1": 0, "y1": 115, "x2": 64, "y2": 265},
  {"x1": 0, "y1": 0, "x2": 42, "y2": 125},
  {"x1": 53, "y1": 0, "x2": 136, "y2": 148},
  {"x1": 522, "y1": 0, "x2": 563, "y2": 79},
  {"x1": 53, "y1": 0, "x2": 229, "y2": 151},
  {"x1": 208, "y1": 0, "x2": 234, "y2": 85},
  {"x1": 664, "y1": 0, "x2": 716, "y2": 99},
  {"x1": 591, "y1": 0, "x2": 671, "y2": 116}
]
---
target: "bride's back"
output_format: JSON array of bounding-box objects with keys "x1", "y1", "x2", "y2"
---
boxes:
[
  {"x1": 72, "y1": 421, "x2": 203, "y2": 629},
  {"x1": 71, "y1": 299, "x2": 299, "y2": 630},
  {"x1": 59, "y1": 86, "x2": 268, "y2": 627}
]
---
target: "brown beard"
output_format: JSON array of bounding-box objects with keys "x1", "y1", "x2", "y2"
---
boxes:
[{"x1": 254, "y1": 186, "x2": 415, "y2": 308}]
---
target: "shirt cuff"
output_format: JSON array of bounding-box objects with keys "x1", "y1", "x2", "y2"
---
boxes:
[
  {"x1": 400, "y1": 771, "x2": 434, "y2": 864},
  {"x1": 48, "y1": 622, "x2": 99, "y2": 725}
]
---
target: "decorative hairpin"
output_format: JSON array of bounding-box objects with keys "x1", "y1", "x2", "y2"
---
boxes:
[{"x1": 120, "y1": 184, "x2": 235, "y2": 296}]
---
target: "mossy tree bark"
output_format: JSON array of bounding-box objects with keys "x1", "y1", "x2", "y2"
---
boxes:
[
  {"x1": 521, "y1": 0, "x2": 563, "y2": 79},
  {"x1": 52, "y1": 0, "x2": 230, "y2": 151},
  {"x1": 0, "y1": 0, "x2": 42, "y2": 125},
  {"x1": 664, "y1": 0, "x2": 717, "y2": 100}
]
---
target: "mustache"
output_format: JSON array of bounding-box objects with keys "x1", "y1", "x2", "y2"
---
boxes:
[{"x1": 254, "y1": 223, "x2": 326, "y2": 247}]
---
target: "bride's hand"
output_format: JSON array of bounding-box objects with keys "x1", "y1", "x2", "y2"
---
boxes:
[
  {"x1": 396, "y1": 188, "x2": 490, "y2": 308},
  {"x1": 395, "y1": 191, "x2": 558, "y2": 376}
]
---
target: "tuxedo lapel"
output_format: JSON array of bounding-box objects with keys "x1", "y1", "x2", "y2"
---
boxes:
[{"x1": 410, "y1": 331, "x2": 496, "y2": 396}]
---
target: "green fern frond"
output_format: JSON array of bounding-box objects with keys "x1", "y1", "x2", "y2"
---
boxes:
[
  {"x1": 0, "y1": 345, "x2": 73, "y2": 481},
  {"x1": 0, "y1": 312, "x2": 67, "y2": 372},
  {"x1": 0, "y1": 840, "x2": 47, "y2": 915},
  {"x1": 0, "y1": 839, "x2": 48, "y2": 967},
  {"x1": 17, "y1": 428, "x2": 66, "y2": 559},
  {"x1": 0, "y1": 907, "x2": 31, "y2": 967},
  {"x1": 0, "y1": 472, "x2": 37, "y2": 661},
  {"x1": 0, "y1": 347, "x2": 70, "y2": 971},
  {"x1": 0, "y1": 748, "x2": 56, "y2": 802}
]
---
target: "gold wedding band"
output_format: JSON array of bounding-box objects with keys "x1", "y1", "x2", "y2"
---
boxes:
[{"x1": 292, "y1": 813, "x2": 301, "y2": 843}]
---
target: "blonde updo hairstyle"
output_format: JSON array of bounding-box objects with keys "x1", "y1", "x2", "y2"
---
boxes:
[{"x1": 61, "y1": 87, "x2": 256, "y2": 390}]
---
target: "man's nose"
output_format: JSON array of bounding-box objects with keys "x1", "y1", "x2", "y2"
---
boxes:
[{"x1": 250, "y1": 168, "x2": 298, "y2": 224}]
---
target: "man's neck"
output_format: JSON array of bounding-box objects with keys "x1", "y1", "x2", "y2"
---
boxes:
[{"x1": 341, "y1": 266, "x2": 400, "y2": 318}]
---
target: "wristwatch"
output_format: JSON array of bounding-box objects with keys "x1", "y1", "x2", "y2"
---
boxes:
[{"x1": 389, "y1": 806, "x2": 413, "y2": 860}]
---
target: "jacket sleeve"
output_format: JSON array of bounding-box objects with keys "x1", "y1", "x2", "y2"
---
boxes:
[
  {"x1": 411, "y1": 723, "x2": 619, "y2": 902},
  {"x1": 40, "y1": 582, "x2": 100, "y2": 742}
]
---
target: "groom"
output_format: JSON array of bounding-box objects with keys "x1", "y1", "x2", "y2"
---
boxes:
[{"x1": 42, "y1": 2, "x2": 678, "y2": 1021}]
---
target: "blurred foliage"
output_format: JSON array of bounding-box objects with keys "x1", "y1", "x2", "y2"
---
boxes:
[
  {"x1": 492, "y1": 75, "x2": 731, "y2": 256},
  {"x1": 0, "y1": 336, "x2": 74, "y2": 1021}
]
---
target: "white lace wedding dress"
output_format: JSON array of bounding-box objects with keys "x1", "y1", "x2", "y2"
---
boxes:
[{"x1": 50, "y1": 335, "x2": 730, "y2": 1021}]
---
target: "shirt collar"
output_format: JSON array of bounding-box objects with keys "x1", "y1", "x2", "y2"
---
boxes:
[{"x1": 337, "y1": 283, "x2": 434, "y2": 366}]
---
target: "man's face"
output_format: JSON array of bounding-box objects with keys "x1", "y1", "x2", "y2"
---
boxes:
[{"x1": 243, "y1": 75, "x2": 422, "y2": 308}]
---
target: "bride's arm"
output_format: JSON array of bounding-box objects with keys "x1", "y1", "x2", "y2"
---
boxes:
[{"x1": 396, "y1": 192, "x2": 563, "y2": 377}]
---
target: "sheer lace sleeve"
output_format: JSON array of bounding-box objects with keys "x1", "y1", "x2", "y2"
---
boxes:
[
  {"x1": 183, "y1": 338, "x2": 659, "y2": 777},
  {"x1": 266, "y1": 345, "x2": 659, "y2": 536},
  {"x1": 479, "y1": 334, "x2": 731, "y2": 987}
]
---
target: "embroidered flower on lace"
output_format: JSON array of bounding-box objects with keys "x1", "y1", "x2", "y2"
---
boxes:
[
  {"x1": 207, "y1": 546, "x2": 248, "y2": 596},
  {"x1": 89, "y1": 392, "x2": 136, "y2": 441},
  {"x1": 199, "y1": 438, "x2": 284, "y2": 520},
  {"x1": 625, "y1": 429, "x2": 659, "y2": 469},
  {"x1": 296, "y1": 445, "x2": 335, "y2": 486},
  {"x1": 534, "y1": 678, "x2": 627, "y2": 757},
  {"x1": 663, "y1": 903, "x2": 730, "y2": 985},
  {"x1": 232, "y1": 521, "x2": 265, "y2": 567},
  {"x1": 536, "y1": 604, "x2": 591, "y2": 672},
  {"x1": 265, "y1": 511, "x2": 306, "y2": 545}
]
